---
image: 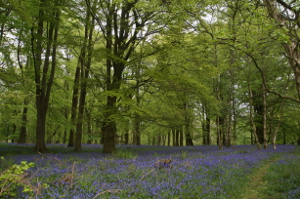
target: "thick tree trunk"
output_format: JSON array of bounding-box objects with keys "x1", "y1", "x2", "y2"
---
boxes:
[
  {"x1": 157, "y1": 133, "x2": 161, "y2": 145},
  {"x1": 33, "y1": 5, "x2": 60, "y2": 153},
  {"x1": 185, "y1": 123, "x2": 193, "y2": 146},
  {"x1": 124, "y1": 131, "x2": 129, "y2": 144},
  {"x1": 102, "y1": 96, "x2": 117, "y2": 153},
  {"x1": 35, "y1": 108, "x2": 47, "y2": 152}
]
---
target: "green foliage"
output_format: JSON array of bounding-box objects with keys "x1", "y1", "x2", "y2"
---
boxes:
[
  {"x1": 0, "y1": 157, "x2": 35, "y2": 197},
  {"x1": 113, "y1": 149, "x2": 139, "y2": 159}
]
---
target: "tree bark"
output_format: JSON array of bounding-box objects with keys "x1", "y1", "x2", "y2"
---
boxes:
[
  {"x1": 271, "y1": 100, "x2": 285, "y2": 149},
  {"x1": 33, "y1": 4, "x2": 60, "y2": 152},
  {"x1": 68, "y1": 64, "x2": 80, "y2": 147},
  {"x1": 262, "y1": 83, "x2": 268, "y2": 149},
  {"x1": 248, "y1": 80, "x2": 261, "y2": 149},
  {"x1": 216, "y1": 116, "x2": 223, "y2": 150},
  {"x1": 18, "y1": 99, "x2": 28, "y2": 144},
  {"x1": 74, "y1": 9, "x2": 95, "y2": 152},
  {"x1": 167, "y1": 130, "x2": 170, "y2": 146}
]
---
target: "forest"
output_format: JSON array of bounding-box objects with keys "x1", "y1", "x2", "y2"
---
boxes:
[{"x1": 1, "y1": 0, "x2": 300, "y2": 153}]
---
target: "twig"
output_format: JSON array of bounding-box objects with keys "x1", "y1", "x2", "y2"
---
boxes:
[
  {"x1": 92, "y1": 189, "x2": 122, "y2": 199},
  {"x1": 139, "y1": 168, "x2": 155, "y2": 182},
  {"x1": 70, "y1": 161, "x2": 76, "y2": 189},
  {"x1": 37, "y1": 152, "x2": 61, "y2": 162}
]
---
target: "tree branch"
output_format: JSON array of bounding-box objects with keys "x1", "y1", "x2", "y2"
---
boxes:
[{"x1": 246, "y1": 52, "x2": 300, "y2": 104}]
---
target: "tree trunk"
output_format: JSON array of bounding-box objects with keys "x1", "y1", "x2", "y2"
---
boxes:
[
  {"x1": 179, "y1": 126, "x2": 184, "y2": 146},
  {"x1": 74, "y1": 10, "x2": 94, "y2": 152},
  {"x1": 18, "y1": 100, "x2": 28, "y2": 143},
  {"x1": 157, "y1": 133, "x2": 161, "y2": 145},
  {"x1": 172, "y1": 128, "x2": 176, "y2": 146},
  {"x1": 167, "y1": 130, "x2": 170, "y2": 146},
  {"x1": 253, "y1": 90, "x2": 264, "y2": 145},
  {"x1": 262, "y1": 83, "x2": 268, "y2": 149},
  {"x1": 248, "y1": 80, "x2": 261, "y2": 149},
  {"x1": 175, "y1": 128, "x2": 179, "y2": 146},
  {"x1": 133, "y1": 114, "x2": 141, "y2": 145},
  {"x1": 216, "y1": 116, "x2": 223, "y2": 150},
  {"x1": 68, "y1": 64, "x2": 80, "y2": 147},
  {"x1": 184, "y1": 103, "x2": 193, "y2": 146},
  {"x1": 33, "y1": 5, "x2": 60, "y2": 153},
  {"x1": 271, "y1": 100, "x2": 285, "y2": 149},
  {"x1": 124, "y1": 131, "x2": 129, "y2": 144},
  {"x1": 102, "y1": 96, "x2": 117, "y2": 153},
  {"x1": 133, "y1": 64, "x2": 141, "y2": 146}
]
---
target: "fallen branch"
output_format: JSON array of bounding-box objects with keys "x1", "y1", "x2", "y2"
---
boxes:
[
  {"x1": 37, "y1": 152, "x2": 61, "y2": 162},
  {"x1": 139, "y1": 168, "x2": 155, "y2": 182}
]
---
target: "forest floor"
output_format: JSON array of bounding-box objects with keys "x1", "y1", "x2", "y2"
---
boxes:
[{"x1": 0, "y1": 144, "x2": 299, "y2": 198}]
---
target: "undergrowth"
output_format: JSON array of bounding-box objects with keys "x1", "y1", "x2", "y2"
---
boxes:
[{"x1": 0, "y1": 144, "x2": 299, "y2": 198}]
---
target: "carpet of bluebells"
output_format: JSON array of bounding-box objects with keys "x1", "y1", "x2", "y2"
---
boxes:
[{"x1": 1, "y1": 144, "x2": 300, "y2": 199}]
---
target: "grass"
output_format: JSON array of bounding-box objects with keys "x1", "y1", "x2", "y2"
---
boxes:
[{"x1": 0, "y1": 143, "x2": 299, "y2": 198}]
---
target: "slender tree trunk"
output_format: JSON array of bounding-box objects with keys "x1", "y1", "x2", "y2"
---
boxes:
[
  {"x1": 18, "y1": 99, "x2": 28, "y2": 143},
  {"x1": 175, "y1": 128, "x2": 179, "y2": 146},
  {"x1": 133, "y1": 114, "x2": 141, "y2": 145},
  {"x1": 167, "y1": 130, "x2": 170, "y2": 146},
  {"x1": 271, "y1": 100, "x2": 285, "y2": 149},
  {"x1": 68, "y1": 65, "x2": 80, "y2": 147},
  {"x1": 172, "y1": 128, "x2": 175, "y2": 146},
  {"x1": 179, "y1": 126, "x2": 184, "y2": 146},
  {"x1": 216, "y1": 116, "x2": 222, "y2": 150},
  {"x1": 184, "y1": 103, "x2": 193, "y2": 146},
  {"x1": 248, "y1": 80, "x2": 261, "y2": 149},
  {"x1": 226, "y1": 115, "x2": 232, "y2": 148},
  {"x1": 206, "y1": 113, "x2": 211, "y2": 145},
  {"x1": 133, "y1": 65, "x2": 141, "y2": 145},
  {"x1": 202, "y1": 107, "x2": 207, "y2": 145},
  {"x1": 74, "y1": 11, "x2": 94, "y2": 151},
  {"x1": 262, "y1": 83, "x2": 268, "y2": 149}
]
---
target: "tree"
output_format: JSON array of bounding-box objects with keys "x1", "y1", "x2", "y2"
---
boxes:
[
  {"x1": 86, "y1": 0, "x2": 168, "y2": 153},
  {"x1": 31, "y1": 0, "x2": 61, "y2": 152}
]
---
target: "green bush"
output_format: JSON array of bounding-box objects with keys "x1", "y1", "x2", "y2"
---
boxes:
[{"x1": 0, "y1": 157, "x2": 35, "y2": 197}]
